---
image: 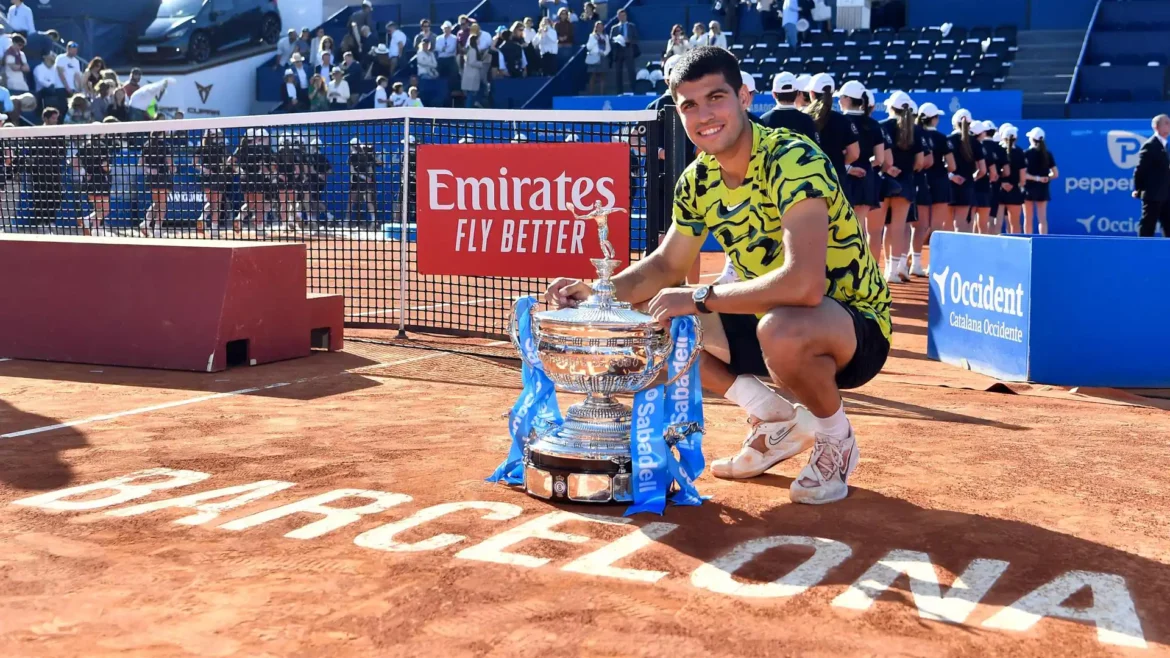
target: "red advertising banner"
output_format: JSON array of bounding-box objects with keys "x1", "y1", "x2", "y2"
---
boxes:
[{"x1": 415, "y1": 142, "x2": 631, "y2": 278}]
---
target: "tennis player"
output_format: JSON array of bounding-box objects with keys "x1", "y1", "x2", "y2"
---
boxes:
[{"x1": 545, "y1": 47, "x2": 891, "y2": 504}]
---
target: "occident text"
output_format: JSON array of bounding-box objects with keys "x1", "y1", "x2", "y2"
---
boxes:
[{"x1": 948, "y1": 312, "x2": 1025, "y2": 343}]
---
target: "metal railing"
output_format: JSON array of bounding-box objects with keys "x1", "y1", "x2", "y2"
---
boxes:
[{"x1": 1066, "y1": 0, "x2": 1103, "y2": 105}]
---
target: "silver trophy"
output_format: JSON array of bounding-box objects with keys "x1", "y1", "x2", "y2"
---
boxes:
[{"x1": 509, "y1": 201, "x2": 703, "y2": 503}]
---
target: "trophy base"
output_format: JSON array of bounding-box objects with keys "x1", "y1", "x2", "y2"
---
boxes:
[{"x1": 524, "y1": 448, "x2": 633, "y2": 504}]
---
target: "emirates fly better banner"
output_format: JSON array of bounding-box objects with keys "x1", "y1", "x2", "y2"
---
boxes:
[{"x1": 416, "y1": 143, "x2": 631, "y2": 278}]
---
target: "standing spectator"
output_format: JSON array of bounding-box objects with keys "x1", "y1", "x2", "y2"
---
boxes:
[
  {"x1": 461, "y1": 24, "x2": 490, "y2": 108},
  {"x1": 523, "y1": 16, "x2": 537, "y2": 46},
  {"x1": 34, "y1": 51, "x2": 64, "y2": 112},
  {"x1": 435, "y1": 21, "x2": 459, "y2": 86},
  {"x1": 315, "y1": 51, "x2": 335, "y2": 81},
  {"x1": 55, "y1": 41, "x2": 82, "y2": 96},
  {"x1": 310, "y1": 28, "x2": 328, "y2": 66},
  {"x1": 664, "y1": 24, "x2": 690, "y2": 60},
  {"x1": 6, "y1": 0, "x2": 34, "y2": 37},
  {"x1": 327, "y1": 67, "x2": 350, "y2": 110},
  {"x1": 4, "y1": 34, "x2": 30, "y2": 97},
  {"x1": 295, "y1": 28, "x2": 313, "y2": 57},
  {"x1": 690, "y1": 22, "x2": 707, "y2": 47},
  {"x1": 592, "y1": 0, "x2": 608, "y2": 22},
  {"x1": 537, "y1": 18, "x2": 558, "y2": 75},
  {"x1": 280, "y1": 69, "x2": 300, "y2": 112},
  {"x1": 316, "y1": 36, "x2": 336, "y2": 67},
  {"x1": 276, "y1": 29, "x2": 298, "y2": 68},
  {"x1": 341, "y1": 25, "x2": 371, "y2": 65},
  {"x1": 127, "y1": 77, "x2": 173, "y2": 121},
  {"x1": 498, "y1": 23, "x2": 528, "y2": 78},
  {"x1": 456, "y1": 15, "x2": 474, "y2": 50},
  {"x1": 555, "y1": 8, "x2": 575, "y2": 47},
  {"x1": 308, "y1": 74, "x2": 329, "y2": 111},
  {"x1": 340, "y1": 51, "x2": 360, "y2": 83},
  {"x1": 82, "y1": 57, "x2": 106, "y2": 98},
  {"x1": 99, "y1": 69, "x2": 120, "y2": 89},
  {"x1": 413, "y1": 39, "x2": 438, "y2": 79},
  {"x1": 414, "y1": 19, "x2": 435, "y2": 51},
  {"x1": 89, "y1": 80, "x2": 113, "y2": 120},
  {"x1": 781, "y1": 0, "x2": 800, "y2": 48},
  {"x1": 609, "y1": 9, "x2": 638, "y2": 93},
  {"x1": 585, "y1": 21, "x2": 610, "y2": 94},
  {"x1": 107, "y1": 88, "x2": 129, "y2": 122},
  {"x1": 1132, "y1": 114, "x2": 1170, "y2": 237},
  {"x1": 581, "y1": 2, "x2": 598, "y2": 22},
  {"x1": 539, "y1": 0, "x2": 569, "y2": 21},
  {"x1": 289, "y1": 52, "x2": 310, "y2": 96},
  {"x1": 384, "y1": 22, "x2": 407, "y2": 74},
  {"x1": 122, "y1": 69, "x2": 143, "y2": 98},
  {"x1": 389, "y1": 81, "x2": 408, "y2": 106},
  {"x1": 705, "y1": 21, "x2": 728, "y2": 48},
  {"x1": 373, "y1": 75, "x2": 390, "y2": 108},
  {"x1": 351, "y1": 0, "x2": 374, "y2": 35}
]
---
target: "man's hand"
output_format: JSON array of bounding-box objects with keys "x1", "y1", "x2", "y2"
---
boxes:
[
  {"x1": 544, "y1": 277, "x2": 591, "y2": 308},
  {"x1": 647, "y1": 287, "x2": 697, "y2": 327}
]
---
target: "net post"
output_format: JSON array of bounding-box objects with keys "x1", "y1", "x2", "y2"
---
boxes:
[
  {"x1": 397, "y1": 116, "x2": 410, "y2": 339},
  {"x1": 643, "y1": 114, "x2": 662, "y2": 255}
]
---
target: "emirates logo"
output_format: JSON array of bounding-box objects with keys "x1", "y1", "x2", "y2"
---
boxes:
[{"x1": 195, "y1": 81, "x2": 212, "y2": 104}]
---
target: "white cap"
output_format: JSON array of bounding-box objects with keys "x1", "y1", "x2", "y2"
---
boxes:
[
  {"x1": 983, "y1": 120, "x2": 997, "y2": 133},
  {"x1": 663, "y1": 54, "x2": 681, "y2": 79},
  {"x1": 970, "y1": 120, "x2": 988, "y2": 134},
  {"x1": 740, "y1": 70, "x2": 756, "y2": 93},
  {"x1": 772, "y1": 71, "x2": 797, "y2": 93},
  {"x1": 835, "y1": 80, "x2": 866, "y2": 100},
  {"x1": 1027, "y1": 127, "x2": 1046, "y2": 141},
  {"x1": 794, "y1": 74, "x2": 813, "y2": 92},
  {"x1": 804, "y1": 72, "x2": 835, "y2": 94},
  {"x1": 1000, "y1": 126, "x2": 1019, "y2": 140},
  {"x1": 884, "y1": 90, "x2": 913, "y2": 111},
  {"x1": 951, "y1": 108, "x2": 973, "y2": 128},
  {"x1": 917, "y1": 102, "x2": 943, "y2": 118}
]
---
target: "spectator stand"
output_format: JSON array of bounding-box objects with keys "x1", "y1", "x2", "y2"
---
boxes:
[
  {"x1": 1070, "y1": 0, "x2": 1170, "y2": 117},
  {"x1": 0, "y1": 15, "x2": 84, "y2": 126},
  {"x1": 523, "y1": 0, "x2": 638, "y2": 108}
]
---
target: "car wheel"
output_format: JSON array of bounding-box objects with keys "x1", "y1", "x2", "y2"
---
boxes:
[
  {"x1": 261, "y1": 15, "x2": 281, "y2": 45},
  {"x1": 189, "y1": 31, "x2": 212, "y2": 64}
]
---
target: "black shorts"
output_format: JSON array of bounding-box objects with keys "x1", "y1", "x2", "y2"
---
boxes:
[
  {"x1": 1025, "y1": 181, "x2": 1050, "y2": 202},
  {"x1": 719, "y1": 299, "x2": 890, "y2": 390},
  {"x1": 950, "y1": 181, "x2": 975, "y2": 207}
]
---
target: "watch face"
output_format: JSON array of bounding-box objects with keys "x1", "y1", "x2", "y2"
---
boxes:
[{"x1": 693, "y1": 286, "x2": 709, "y2": 302}]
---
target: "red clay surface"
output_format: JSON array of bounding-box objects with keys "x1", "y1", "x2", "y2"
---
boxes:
[{"x1": 1, "y1": 252, "x2": 1168, "y2": 658}]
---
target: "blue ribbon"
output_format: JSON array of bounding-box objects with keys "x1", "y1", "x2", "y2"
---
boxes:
[
  {"x1": 625, "y1": 316, "x2": 705, "y2": 516},
  {"x1": 487, "y1": 296, "x2": 562, "y2": 485}
]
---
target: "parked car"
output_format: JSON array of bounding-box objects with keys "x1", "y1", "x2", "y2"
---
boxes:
[{"x1": 134, "y1": 0, "x2": 282, "y2": 64}]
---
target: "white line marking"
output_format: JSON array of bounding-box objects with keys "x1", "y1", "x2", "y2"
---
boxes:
[
  {"x1": 366, "y1": 340, "x2": 510, "y2": 368},
  {"x1": 0, "y1": 358, "x2": 10, "y2": 363},
  {"x1": 354, "y1": 297, "x2": 499, "y2": 318},
  {"x1": 0, "y1": 382, "x2": 290, "y2": 439}
]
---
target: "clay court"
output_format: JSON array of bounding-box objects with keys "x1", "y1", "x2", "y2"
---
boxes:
[{"x1": 1, "y1": 253, "x2": 1168, "y2": 658}]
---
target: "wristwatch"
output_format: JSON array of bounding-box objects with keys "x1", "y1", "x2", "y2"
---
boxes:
[{"x1": 692, "y1": 284, "x2": 714, "y2": 314}]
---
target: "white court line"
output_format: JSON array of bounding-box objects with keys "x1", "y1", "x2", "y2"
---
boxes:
[
  {"x1": 364, "y1": 340, "x2": 510, "y2": 369},
  {"x1": 0, "y1": 358, "x2": 10, "y2": 363},
  {"x1": 0, "y1": 382, "x2": 290, "y2": 439},
  {"x1": 353, "y1": 297, "x2": 498, "y2": 318}
]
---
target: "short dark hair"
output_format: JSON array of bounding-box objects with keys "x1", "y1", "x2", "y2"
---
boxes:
[
  {"x1": 668, "y1": 46, "x2": 742, "y2": 99},
  {"x1": 773, "y1": 91, "x2": 797, "y2": 103}
]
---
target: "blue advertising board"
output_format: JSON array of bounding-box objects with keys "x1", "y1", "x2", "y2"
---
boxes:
[{"x1": 928, "y1": 232, "x2": 1170, "y2": 387}]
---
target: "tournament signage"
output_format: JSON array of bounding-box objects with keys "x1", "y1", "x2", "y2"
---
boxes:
[{"x1": 415, "y1": 143, "x2": 632, "y2": 278}]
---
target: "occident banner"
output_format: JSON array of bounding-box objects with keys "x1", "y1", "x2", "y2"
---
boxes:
[{"x1": 415, "y1": 143, "x2": 632, "y2": 278}]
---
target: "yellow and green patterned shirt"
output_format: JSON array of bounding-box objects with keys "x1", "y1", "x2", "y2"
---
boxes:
[{"x1": 673, "y1": 122, "x2": 892, "y2": 340}]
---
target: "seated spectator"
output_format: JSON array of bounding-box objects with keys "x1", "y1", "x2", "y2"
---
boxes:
[
  {"x1": 327, "y1": 67, "x2": 350, "y2": 109},
  {"x1": 280, "y1": 69, "x2": 300, "y2": 112},
  {"x1": 414, "y1": 39, "x2": 438, "y2": 79},
  {"x1": 276, "y1": 29, "x2": 298, "y2": 68},
  {"x1": 373, "y1": 75, "x2": 390, "y2": 108},
  {"x1": 664, "y1": 24, "x2": 690, "y2": 60},
  {"x1": 64, "y1": 94, "x2": 91, "y2": 124},
  {"x1": 585, "y1": 21, "x2": 610, "y2": 94},
  {"x1": 536, "y1": 18, "x2": 558, "y2": 75},
  {"x1": 7, "y1": 0, "x2": 35, "y2": 37},
  {"x1": 499, "y1": 22, "x2": 528, "y2": 77},
  {"x1": 705, "y1": 21, "x2": 728, "y2": 48},
  {"x1": 555, "y1": 8, "x2": 574, "y2": 46},
  {"x1": 690, "y1": 23, "x2": 707, "y2": 46},
  {"x1": 89, "y1": 80, "x2": 113, "y2": 121},
  {"x1": 366, "y1": 44, "x2": 394, "y2": 80},
  {"x1": 308, "y1": 74, "x2": 329, "y2": 111},
  {"x1": 55, "y1": 40, "x2": 82, "y2": 96},
  {"x1": 315, "y1": 51, "x2": 335, "y2": 80},
  {"x1": 406, "y1": 86, "x2": 423, "y2": 107},
  {"x1": 4, "y1": 35, "x2": 31, "y2": 97},
  {"x1": 82, "y1": 56, "x2": 106, "y2": 98},
  {"x1": 107, "y1": 88, "x2": 129, "y2": 122},
  {"x1": 389, "y1": 81, "x2": 408, "y2": 106},
  {"x1": 122, "y1": 68, "x2": 142, "y2": 98},
  {"x1": 33, "y1": 51, "x2": 59, "y2": 91},
  {"x1": 414, "y1": 19, "x2": 435, "y2": 51},
  {"x1": 100, "y1": 69, "x2": 120, "y2": 89}
]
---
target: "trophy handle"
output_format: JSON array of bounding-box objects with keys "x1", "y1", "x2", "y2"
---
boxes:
[
  {"x1": 660, "y1": 315, "x2": 704, "y2": 389},
  {"x1": 508, "y1": 297, "x2": 541, "y2": 371}
]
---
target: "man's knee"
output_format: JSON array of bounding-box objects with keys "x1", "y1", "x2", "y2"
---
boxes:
[{"x1": 756, "y1": 308, "x2": 817, "y2": 370}]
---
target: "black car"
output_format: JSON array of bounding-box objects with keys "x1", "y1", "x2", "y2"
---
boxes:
[{"x1": 134, "y1": 0, "x2": 282, "y2": 64}]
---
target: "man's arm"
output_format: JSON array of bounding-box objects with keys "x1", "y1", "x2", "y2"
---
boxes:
[{"x1": 703, "y1": 198, "x2": 828, "y2": 314}]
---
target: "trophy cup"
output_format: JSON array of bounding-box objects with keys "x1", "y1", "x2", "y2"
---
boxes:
[{"x1": 508, "y1": 201, "x2": 703, "y2": 504}]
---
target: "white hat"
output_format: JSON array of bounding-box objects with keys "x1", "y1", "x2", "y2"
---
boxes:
[
  {"x1": 1027, "y1": 127, "x2": 1046, "y2": 141},
  {"x1": 663, "y1": 54, "x2": 681, "y2": 79},
  {"x1": 804, "y1": 72, "x2": 835, "y2": 94},
  {"x1": 771, "y1": 71, "x2": 797, "y2": 93},
  {"x1": 441, "y1": 20, "x2": 453, "y2": 29},
  {"x1": 794, "y1": 74, "x2": 813, "y2": 92},
  {"x1": 835, "y1": 79, "x2": 866, "y2": 100},
  {"x1": 983, "y1": 120, "x2": 997, "y2": 132},
  {"x1": 374, "y1": 43, "x2": 390, "y2": 55},
  {"x1": 290, "y1": 52, "x2": 304, "y2": 63},
  {"x1": 951, "y1": 108, "x2": 973, "y2": 128},
  {"x1": 970, "y1": 120, "x2": 988, "y2": 134},
  {"x1": 884, "y1": 90, "x2": 913, "y2": 111},
  {"x1": 999, "y1": 126, "x2": 1019, "y2": 140},
  {"x1": 740, "y1": 70, "x2": 756, "y2": 93},
  {"x1": 917, "y1": 102, "x2": 943, "y2": 118},
  {"x1": 284, "y1": 68, "x2": 294, "y2": 76}
]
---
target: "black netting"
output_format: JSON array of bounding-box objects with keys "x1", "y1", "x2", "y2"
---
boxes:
[{"x1": 0, "y1": 112, "x2": 660, "y2": 347}]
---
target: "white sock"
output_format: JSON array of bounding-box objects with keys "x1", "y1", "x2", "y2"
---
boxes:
[
  {"x1": 724, "y1": 375, "x2": 794, "y2": 423},
  {"x1": 913, "y1": 252, "x2": 922, "y2": 266},
  {"x1": 813, "y1": 402, "x2": 851, "y2": 440}
]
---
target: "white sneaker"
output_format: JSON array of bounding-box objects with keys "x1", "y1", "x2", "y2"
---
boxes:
[
  {"x1": 910, "y1": 259, "x2": 927, "y2": 277},
  {"x1": 896, "y1": 259, "x2": 911, "y2": 282},
  {"x1": 711, "y1": 406, "x2": 817, "y2": 479},
  {"x1": 789, "y1": 430, "x2": 860, "y2": 505}
]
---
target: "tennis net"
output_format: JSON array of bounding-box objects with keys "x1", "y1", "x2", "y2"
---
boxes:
[{"x1": 0, "y1": 107, "x2": 663, "y2": 344}]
